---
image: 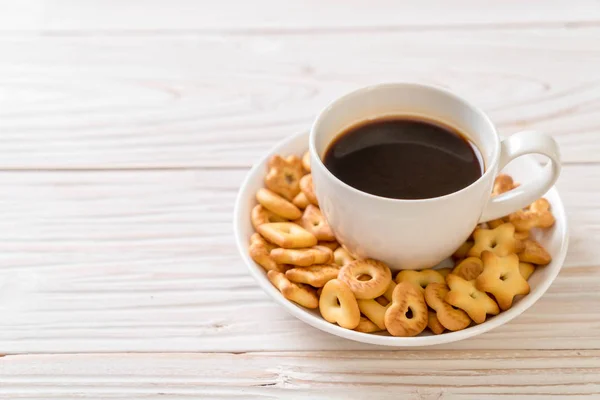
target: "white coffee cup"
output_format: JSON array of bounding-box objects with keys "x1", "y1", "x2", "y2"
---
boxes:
[{"x1": 309, "y1": 83, "x2": 561, "y2": 270}]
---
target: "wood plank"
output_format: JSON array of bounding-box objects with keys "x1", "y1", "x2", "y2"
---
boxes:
[
  {"x1": 0, "y1": 165, "x2": 597, "y2": 353},
  {"x1": 0, "y1": 29, "x2": 600, "y2": 168},
  {"x1": 0, "y1": 350, "x2": 599, "y2": 399},
  {"x1": 1, "y1": 0, "x2": 600, "y2": 32}
]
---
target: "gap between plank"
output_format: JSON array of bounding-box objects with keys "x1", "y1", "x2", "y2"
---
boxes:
[
  {"x1": 0, "y1": 20, "x2": 600, "y2": 37},
  {"x1": 0, "y1": 160, "x2": 594, "y2": 173}
]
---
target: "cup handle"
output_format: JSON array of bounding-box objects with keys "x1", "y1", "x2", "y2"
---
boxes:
[{"x1": 479, "y1": 130, "x2": 561, "y2": 222}]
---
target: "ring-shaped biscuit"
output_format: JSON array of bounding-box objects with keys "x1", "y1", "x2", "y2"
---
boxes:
[
  {"x1": 319, "y1": 279, "x2": 360, "y2": 329},
  {"x1": 338, "y1": 259, "x2": 392, "y2": 299}
]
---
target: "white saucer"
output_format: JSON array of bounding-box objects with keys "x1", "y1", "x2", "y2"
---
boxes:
[{"x1": 233, "y1": 131, "x2": 569, "y2": 346}]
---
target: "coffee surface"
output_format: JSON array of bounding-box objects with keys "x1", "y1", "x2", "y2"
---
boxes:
[{"x1": 323, "y1": 117, "x2": 483, "y2": 199}]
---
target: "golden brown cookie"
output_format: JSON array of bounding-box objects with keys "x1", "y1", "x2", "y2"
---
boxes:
[
  {"x1": 249, "y1": 233, "x2": 283, "y2": 272},
  {"x1": 452, "y1": 257, "x2": 484, "y2": 281},
  {"x1": 338, "y1": 259, "x2": 392, "y2": 299},
  {"x1": 509, "y1": 198, "x2": 555, "y2": 232},
  {"x1": 452, "y1": 241, "x2": 473, "y2": 260},
  {"x1": 297, "y1": 204, "x2": 335, "y2": 241},
  {"x1": 256, "y1": 188, "x2": 302, "y2": 220},
  {"x1": 425, "y1": 283, "x2": 471, "y2": 331},
  {"x1": 518, "y1": 238, "x2": 551, "y2": 265},
  {"x1": 334, "y1": 247, "x2": 355, "y2": 266},
  {"x1": 299, "y1": 174, "x2": 319, "y2": 205},
  {"x1": 292, "y1": 192, "x2": 310, "y2": 210},
  {"x1": 268, "y1": 270, "x2": 318, "y2": 309},
  {"x1": 257, "y1": 222, "x2": 317, "y2": 249},
  {"x1": 476, "y1": 251, "x2": 530, "y2": 311},
  {"x1": 270, "y1": 245, "x2": 333, "y2": 267},
  {"x1": 319, "y1": 279, "x2": 360, "y2": 329},
  {"x1": 492, "y1": 174, "x2": 517, "y2": 196},
  {"x1": 519, "y1": 262, "x2": 536, "y2": 280},
  {"x1": 437, "y1": 268, "x2": 452, "y2": 278},
  {"x1": 285, "y1": 264, "x2": 339, "y2": 287},
  {"x1": 302, "y1": 151, "x2": 311, "y2": 172},
  {"x1": 468, "y1": 223, "x2": 517, "y2": 258},
  {"x1": 384, "y1": 282, "x2": 428, "y2": 337},
  {"x1": 486, "y1": 218, "x2": 507, "y2": 229},
  {"x1": 395, "y1": 269, "x2": 445, "y2": 293},
  {"x1": 251, "y1": 205, "x2": 287, "y2": 230},
  {"x1": 357, "y1": 298, "x2": 388, "y2": 330},
  {"x1": 354, "y1": 316, "x2": 383, "y2": 333},
  {"x1": 265, "y1": 154, "x2": 304, "y2": 200},
  {"x1": 382, "y1": 280, "x2": 396, "y2": 302},
  {"x1": 427, "y1": 310, "x2": 445, "y2": 335},
  {"x1": 318, "y1": 241, "x2": 340, "y2": 251},
  {"x1": 445, "y1": 274, "x2": 500, "y2": 324}
]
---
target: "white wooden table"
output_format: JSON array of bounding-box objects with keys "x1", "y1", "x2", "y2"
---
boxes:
[{"x1": 1, "y1": 1, "x2": 600, "y2": 398}]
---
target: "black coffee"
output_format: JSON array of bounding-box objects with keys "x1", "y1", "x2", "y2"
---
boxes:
[{"x1": 323, "y1": 117, "x2": 483, "y2": 199}]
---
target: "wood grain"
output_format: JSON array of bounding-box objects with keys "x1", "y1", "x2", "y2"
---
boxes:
[
  {"x1": 2, "y1": 0, "x2": 600, "y2": 32},
  {"x1": 1, "y1": 28, "x2": 600, "y2": 168},
  {"x1": 0, "y1": 165, "x2": 597, "y2": 353},
  {"x1": 1, "y1": 350, "x2": 599, "y2": 399}
]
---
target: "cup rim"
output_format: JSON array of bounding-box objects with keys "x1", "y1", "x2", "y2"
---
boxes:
[{"x1": 309, "y1": 82, "x2": 501, "y2": 204}]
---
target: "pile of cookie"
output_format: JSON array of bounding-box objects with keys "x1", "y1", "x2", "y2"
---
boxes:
[{"x1": 249, "y1": 152, "x2": 555, "y2": 336}]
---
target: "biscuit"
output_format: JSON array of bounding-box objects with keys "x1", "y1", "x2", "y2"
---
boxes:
[
  {"x1": 257, "y1": 222, "x2": 317, "y2": 249},
  {"x1": 395, "y1": 269, "x2": 445, "y2": 293},
  {"x1": 492, "y1": 174, "x2": 517, "y2": 196},
  {"x1": 297, "y1": 204, "x2": 336, "y2": 241},
  {"x1": 518, "y1": 238, "x2": 552, "y2": 265},
  {"x1": 334, "y1": 247, "x2": 355, "y2": 266},
  {"x1": 285, "y1": 264, "x2": 340, "y2": 287},
  {"x1": 509, "y1": 198, "x2": 555, "y2": 232},
  {"x1": 318, "y1": 240, "x2": 340, "y2": 251},
  {"x1": 249, "y1": 233, "x2": 283, "y2": 272},
  {"x1": 437, "y1": 268, "x2": 452, "y2": 278},
  {"x1": 452, "y1": 257, "x2": 484, "y2": 281},
  {"x1": 375, "y1": 296, "x2": 390, "y2": 306},
  {"x1": 299, "y1": 174, "x2": 319, "y2": 205},
  {"x1": 519, "y1": 262, "x2": 535, "y2": 280},
  {"x1": 271, "y1": 245, "x2": 333, "y2": 267},
  {"x1": 357, "y1": 298, "x2": 388, "y2": 330},
  {"x1": 384, "y1": 282, "x2": 428, "y2": 337},
  {"x1": 319, "y1": 279, "x2": 361, "y2": 329},
  {"x1": 354, "y1": 316, "x2": 383, "y2": 333},
  {"x1": 452, "y1": 241, "x2": 473, "y2": 260},
  {"x1": 251, "y1": 204, "x2": 287, "y2": 230},
  {"x1": 427, "y1": 310, "x2": 445, "y2": 335},
  {"x1": 292, "y1": 192, "x2": 310, "y2": 210},
  {"x1": 445, "y1": 274, "x2": 500, "y2": 324},
  {"x1": 468, "y1": 223, "x2": 517, "y2": 258},
  {"x1": 302, "y1": 151, "x2": 311, "y2": 172},
  {"x1": 487, "y1": 218, "x2": 507, "y2": 229},
  {"x1": 256, "y1": 188, "x2": 302, "y2": 220},
  {"x1": 338, "y1": 259, "x2": 392, "y2": 299},
  {"x1": 476, "y1": 251, "x2": 530, "y2": 311},
  {"x1": 425, "y1": 283, "x2": 471, "y2": 331},
  {"x1": 268, "y1": 270, "x2": 319, "y2": 309},
  {"x1": 265, "y1": 154, "x2": 304, "y2": 200},
  {"x1": 382, "y1": 280, "x2": 396, "y2": 302}
]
